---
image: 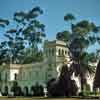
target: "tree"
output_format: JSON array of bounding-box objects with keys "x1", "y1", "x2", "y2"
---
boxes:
[
  {"x1": 0, "y1": 19, "x2": 10, "y2": 64},
  {"x1": 68, "y1": 20, "x2": 99, "y2": 93},
  {"x1": 0, "y1": 19, "x2": 9, "y2": 27},
  {"x1": 94, "y1": 60, "x2": 100, "y2": 89},
  {"x1": 56, "y1": 13, "x2": 99, "y2": 93},
  {"x1": 13, "y1": 6, "x2": 45, "y2": 63},
  {"x1": 13, "y1": 6, "x2": 45, "y2": 55},
  {"x1": 56, "y1": 31, "x2": 71, "y2": 42},
  {"x1": 64, "y1": 13, "x2": 76, "y2": 31},
  {"x1": 0, "y1": 6, "x2": 46, "y2": 64},
  {"x1": 5, "y1": 28, "x2": 25, "y2": 64},
  {"x1": 22, "y1": 48, "x2": 44, "y2": 64},
  {"x1": 64, "y1": 13, "x2": 76, "y2": 24},
  {"x1": 11, "y1": 81, "x2": 22, "y2": 96},
  {"x1": 47, "y1": 64, "x2": 78, "y2": 97}
]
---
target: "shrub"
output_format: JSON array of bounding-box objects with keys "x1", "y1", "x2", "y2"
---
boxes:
[{"x1": 11, "y1": 81, "x2": 22, "y2": 96}]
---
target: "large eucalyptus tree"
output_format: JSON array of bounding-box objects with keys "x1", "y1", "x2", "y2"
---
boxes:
[
  {"x1": 0, "y1": 19, "x2": 10, "y2": 64},
  {"x1": 56, "y1": 13, "x2": 100, "y2": 92},
  {"x1": 13, "y1": 6, "x2": 46, "y2": 63},
  {"x1": 0, "y1": 6, "x2": 46, "y2": 64}
]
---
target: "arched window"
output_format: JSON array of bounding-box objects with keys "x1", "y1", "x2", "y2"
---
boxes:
[
  {"x1": 65, "y1": 50, "x2": 67, "y2": 55},
  {"x1": 68, "y1": 51, "x2": 70, "y2": 56},
  {"x1": 62, "y1": 49, "x2": 64, "y2": 55},
  {"x1": 58, "y1": 49, "x2": 61, "y2": 56}
]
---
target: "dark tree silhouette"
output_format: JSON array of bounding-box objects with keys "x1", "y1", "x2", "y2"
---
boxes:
[
  {"x1": 94, "y1": 61, "x2": 100, "y2": 89},
  {"x1": 56, "y1": 13, "x2": 99, "y2": 93},
  {"x1": 11, "y1": 81, "x2": 22, "y2": 96},
  {"x1": 2, "y1": 86, "x2": 8, "y2": 96},
  {"x1": 47, "y1": 64, "x2": 78, "y2": 97}
]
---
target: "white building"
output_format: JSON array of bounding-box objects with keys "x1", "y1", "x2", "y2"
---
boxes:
[{"x1": 0, "y1": 40, "x2": 96, "y2": 93}]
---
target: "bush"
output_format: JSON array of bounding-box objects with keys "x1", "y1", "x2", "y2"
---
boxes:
[
  {"x1": 23, "y1": 86, "x2": 29, "y2": 96},
  {"x1": 11, "y1": 81, "x2": 23, "y2": 96},
  {"x1": 47, "y1": 65, "x2": 78, "y2": 97},
  {"x1": 30, "y1": 82, "x2": 44, "y2": 96},
  {"x1": 2, "y1": 86, "x2": 8, "y2": 96}
]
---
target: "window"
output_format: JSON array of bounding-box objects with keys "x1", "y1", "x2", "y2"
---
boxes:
[
  {"x1": 46, "y1": 49, "x2": 48, "y2": 56},
  {"x1": 65, "y1": 50, "x2": 67, "y2": 55},
  {"x1": 52, "y1": 49, "x2": 54, "y2": 56},
  {"x1": 5, "y1": 72, "x2": 7, "y2": 81},
  {"x1": 62, "y1": 49, "x2": 64, "y2": 55},
  {"x1": 22, "y1": 71, "x2": 25, "y2": 80},
  {"x1": 48, "y1": 49, "x2": 51, "y2": 56},
  {"x1": 35, "y1": 71, "x2": 39, "y2": 77},
  {"x1": 58, "y1": 49, "x2": 61, "y2": 56},
  {"x1": 14, "y1": 73, "x2": 17, "y2": 80}
]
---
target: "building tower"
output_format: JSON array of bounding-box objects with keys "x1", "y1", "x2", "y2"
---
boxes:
[{"x1": 44, "y1": 40, "x2": 70, "y2": 81}]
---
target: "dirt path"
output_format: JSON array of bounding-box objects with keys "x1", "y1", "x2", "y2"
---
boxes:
[
  {"x1": 0, "y1": 97, "x2": 99, "y2": 100},
  {"x1": 0, "y1": 97, "x2": 80, "y2": 100}
]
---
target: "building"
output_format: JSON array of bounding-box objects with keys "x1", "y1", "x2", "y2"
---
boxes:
[{"x1": 0, "y1": 40, "x2": 96, "y2": 93}]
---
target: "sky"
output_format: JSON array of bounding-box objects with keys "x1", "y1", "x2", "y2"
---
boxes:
[{"x1": 0, "y1": 0, "x2": 100, "y2": 51}]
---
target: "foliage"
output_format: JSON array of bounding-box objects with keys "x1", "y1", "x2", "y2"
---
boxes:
[
  {"x1": 13, "y1": 6, "x2": 45, "y2": 48},
  {"x1": 64, "y1": 13, "x2": 76, "y2": 24},
  {"x1": 31, "y1": 82, "x2": 44, "y2": 96},
  {"x1": 56, "y1": 13, "x2": 100, "y2": 92},
  {"x1": 0, "y1": 6, "x2": 45, "y2": 64},
  {"x1": 2, "y1": 86, "x2": 8, "y2": 96},
  {"x1": 47, "y1": 64, "x2": 78, "y2": 97},
  {"x1": 0, "y1": 18, "x2": 9, "y2": 27},
  {"x1": 56, "y1": 31, "x2": 71, "y2": 42},
  {"x1": 94, "y1": 60, "x2": 100, "y2": 88},
  {"x1": 11, "y1": 81, "x2": 23, "y2": 96}
]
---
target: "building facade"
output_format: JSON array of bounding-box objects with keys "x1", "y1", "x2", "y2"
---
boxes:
[{"x1": 0, "y1": 40, "x2": 96, "y2": 93}]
